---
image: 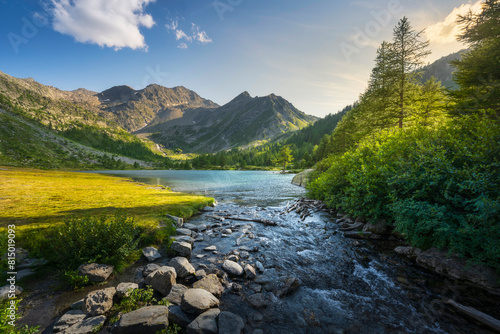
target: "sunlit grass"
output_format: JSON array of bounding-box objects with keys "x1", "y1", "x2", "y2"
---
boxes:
[{"x1": 0, "y1": 166, "x2": 213, "y2": 241}]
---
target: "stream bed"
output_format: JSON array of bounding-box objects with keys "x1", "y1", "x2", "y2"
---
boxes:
[{"x1": 93, "y1": 170, "x2": 498, "y2": 334}]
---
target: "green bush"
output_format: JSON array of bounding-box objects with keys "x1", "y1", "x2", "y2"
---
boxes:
[
  {"x1": 308, "y1": 111, "x2": 500, "y2": 272},
  {"x1": 0, "y1": 299, "x2": 39, "y2": 334},
  {"x1": 48, "y1": 213, "x2": 140, "y2": 269}
]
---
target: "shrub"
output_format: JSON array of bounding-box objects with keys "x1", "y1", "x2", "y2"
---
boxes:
[
  {"x1": 308, "y1": 111, "x2": 500, "y2": 272},
  {"x1": 48, "y1": 212, "x2": 140, "y2": 269},
  {"x1": 0, "y1": 299, "x2": 39, "y2": 334}
]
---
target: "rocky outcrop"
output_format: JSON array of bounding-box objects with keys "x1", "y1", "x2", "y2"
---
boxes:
[
  {"x1": 62, "y1": 315, "x2": 106, "y2": 334},
  {"x1": 145, "y1": 266, "x2": 177, "y2": 296},
  {"x1": 181, "y1": 289, "x2": 220, "y2": 315},
  {"x1": 415, "y1": 248, "x2": 500, "y2": 291},
  {"x1": 218, "y1": 311, "x2": 245, "y2": 334},
  {"x1": 116, "y1": 283, "x2": 139, "y2": 300},
  {"x1": 83, "y1": 287, "x2": 116, "y2": 316},
  {"x1": 169, "y1": 257, "x2": 196, "y2": 278},
  {"x1": 222, "y1": 260, "x2": 244, "y2": 277},
  {"x1": 291, "y1": 169, "x2": 314, "y2": 187},
  {"x1": 112, "y1": 306, "x2": 169, "y2": 334},
  {"x1": 164, "y1": 284, "x2": 189, "y2": 305},
  {"x1": 77, "y1": 263, "x2": 114, "y2": 282},
  {"x1": 186, "y1": 308, "x2": 220, "y2": 334},
  {"x1": 193, "y1": 274, "x2": 224, "y2": 298},
  {"x1": 142, "y1": 247, "x2": 162, "y2": 262}
]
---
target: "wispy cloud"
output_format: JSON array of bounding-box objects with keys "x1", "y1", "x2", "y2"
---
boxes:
[
  {"x1": 166, "y1": 18, "x2": 212, "y2": 49},
  {"x1": 50, "y1": 0, "x2": 156, "y2": 51},
  {"x1": 425, "y1": 0, "x2": 483, "y2": 44}
]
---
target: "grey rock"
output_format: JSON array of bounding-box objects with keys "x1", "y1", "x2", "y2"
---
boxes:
[
  {"x1": 143, "y1": 264, "x2": 161, "y2": 277},
  {"x1": 202, "y1": 206, "x2": 215, "y2": 212},
  {"x1": 291, "y1": 169, "x2": 313, "y2": 187},
  {"x1": 195, "y1": 270, "x2": 207, "y2": 280},
  {"x1": 77, "y1": 263, "x2": 114, "y2": 282},
  {"x1": 0, "y1": 285, "x2": 22, "y2": 301},
  {"x1": 83, "y1": 287, "x2": 115, "y2": 316},
  {"x1": 218, "y1": 311, "x2": 244, "y2": 334},
  {"x1": 362, "y1": 219, "x2": 388, "y2": 235},
  {"x1": 18, "y1": 258, "x2": 47, "y2": 270},
  {"x1": 62, "y1": 315, "x2": 105, "y2": 334},
  {"x1": 172, "y1": 235, "x2": 195, "y2": 245},
  {"x1": 394, "y1": 246, "x2": 422, "y2": 260},
  {"x1": 172, "y1": 241, "x2": 192, "y2": 257},
  {"x1": 112, "y1": 305, "x2": 168, "y2": 334},
  {"x1": 240, "y1": 251, "x2": 250, "y2": 259},
  {"x1": 169, "y1": 257, "x2": 196, "y2": 278},
  {"x1": 416, "y1": 248, "x2": 500, "y2": 290},
  {"x1": 246, "y1": 293, "x2": 269, "y2": 309},
  {"x1": 204, "y1": 245, "x2": 217, "y2": 252},
  {"x1": 142, "y1": 247, "x2": 162, "y2": 262},
  {"x1": 145, "y1": 266, "x2": 177, "y2": 296},
  {"x1": 248, "y1": 311, "x2": 264, "y2": 325},
  {"x1": 176, "y1": 228, "x2": 193, "y2": 237},
  {"x1": 116, "y1": 283, "x2": 139, "y2": 300},
  {"x1": 16, "y1": 269, "x2": 35, "y2": 280},
  {"x1": 227, "y1": 255, "x2": 239, "y2": 262},
  {"x1": 255, "y1": 261, "x2": 265, "y2": 273},
  {"x1": 193, "y1": 274, "x2": 224, "y2": 298},
  {"x1": 244, "y1": 264, "x2": 257, "y2": 280},
  {"x1": 53, "y1": 309, "x2": 86, "y2": 333},
  {"x1": 168, "y1": 305, "x2": 196, "y2": 328},
  {"x1": 70, "y1": 299, "x2": 84, "y2": 310},
  {"x1": 181, "y1": 289, "x2": 219, "y2": 315},
  {"x1": 222, "y1": 260, "x2": 244, "y2": 277},
  {"x1": 187, "y1": 308, "x2": 220, "y2": 334},
  {"x1": 164, "y1": 284, "x2": 189, "y2": 305},
  {"x1": 167, "y1": 214, "x2": 184, "y2": 227}
]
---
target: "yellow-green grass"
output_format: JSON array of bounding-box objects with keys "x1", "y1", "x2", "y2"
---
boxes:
[{"x1": 0, "y1": 166, "x2": 213, "y2": 241}]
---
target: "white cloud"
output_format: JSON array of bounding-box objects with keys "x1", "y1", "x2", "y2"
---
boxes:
[
  {"x1": 50, "y1": 0, "x2": 155, "y2": 50},
  {"x1": 166, "y1": 18, "x2": 212, "y2": 49},
  {"x1": 425, "y1": 1, "x2": 483, "y2": 44}
]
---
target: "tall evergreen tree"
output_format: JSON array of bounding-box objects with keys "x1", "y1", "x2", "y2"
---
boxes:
[
  {"x1": 451, "y1": 0, "x2": 500, "y2": 116},
  {"x1": 391, "y1": 17, "x2": 431, "y2": 128}
]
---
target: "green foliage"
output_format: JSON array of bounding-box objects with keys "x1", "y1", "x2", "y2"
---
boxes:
[
  {"x1": 46, "y1": 213, "x2": 140, "y2": 269},
  {"x1": 309, "y1": 112, "x2": 500, "y2": 272},
  {"x1": 277, "y1": 145, "x2": 294, "y2": 172},
  {"x1": 0, "y1": 299, "x2": 39, "y2": 334},
  {"x1": 156, "y1": 324, "x2": 182, "y2": 334},
  {"x1": 110, "y1": 286, "x2": 159, "y2": 323},
  {"x1": 64, "y1": 270, "x2": 90, "y2": 290},
  {"x1": 450, "y1": 0, "x2": 500, "y2": 116}
]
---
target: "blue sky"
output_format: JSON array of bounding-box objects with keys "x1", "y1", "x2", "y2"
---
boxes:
[{"x1": 0, "y1": 0, "x2": 482, "y2": 117}]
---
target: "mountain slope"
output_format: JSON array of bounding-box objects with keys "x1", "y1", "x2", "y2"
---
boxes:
[
  {"x1": 419, "y1": 50, "x2": 465, "y2": 89},
  {"x1": 137, "y1": 91, "x2": 318, "y2": 153}
]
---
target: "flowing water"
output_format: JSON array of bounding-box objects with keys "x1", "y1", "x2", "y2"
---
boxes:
[{"x1": 93, "y1": 170, "x2": 497, "y2": 334}]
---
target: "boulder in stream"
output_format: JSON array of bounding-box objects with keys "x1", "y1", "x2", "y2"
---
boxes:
[
  {"x1": 171, "y1": 241, "x2": 192, "y2": 258},
  {"x1": 187, "y1": 308, "x2": 220, "y2": 334},
  {"x1": 222, "y1": 260, "x2": 244, "y2": 277},
  {"x1": 218, "y1": 311, "x2": 245, "y2": 334},
  {"x1": 83, "y1": 287, "x2": 116, "y2": 316},
  {"x1": 181, "y1": 289, "x2": 219, "y2": 315},
  {"x1": 112, "y1": 305, "x2": 168, "y2": 334},
  {"x1": 169, "y1": 257, "x2": 196, "y2": 278},
  {"x1": 145, "y1": 266, "x2": 177, "y2": 296},
  {"x1": 77, "y1": 263, "x2": 114, "y2": 282},
  {"x1": 193, "y1": 274, "x2": 224, "y2": 298},
  {"x1": 142, "y1": 247, "x2": 162, "y2": 262}
]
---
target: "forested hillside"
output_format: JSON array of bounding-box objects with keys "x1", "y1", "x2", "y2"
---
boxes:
[{"x1": 308, "y1": 4, "x2": 500, "y2": 273}]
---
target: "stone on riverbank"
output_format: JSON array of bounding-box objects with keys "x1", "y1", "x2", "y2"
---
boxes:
[
  {"x1": 143, "y1": 263, "x2": 161, "y2": 277},
  {"x1": 218, "y1": 311, "x2": 244, "y2": 334},
  {"x1": 164, "y1": 284, "x2": 189, "y2": 305},
  {"x1": 168, "y1": 305, "x2": 196, "y2": 328},
  {"x1": 63, "y1": 315, "x2": 106, "y2": 334},
  {"x1": 112, "y1": 305, "x2": 168, "y2": 334},
  {"x1": 222, "y1": 260, "x2": 244, "y2": 277},
  {"x1": 187, "y1": 308, "x2": 220, "y2": 334},
  {"x1": 362, "y1": 219, "x2": 388, "y2": 235},
  {"x1": 142, "y1": 247, "x2": 162, "y2": 262},
  {"x1": 77, "y1": 263, "x2": 114, "y2": 282},
  {"x1": 169, "y1": 257, "x2": 196, "y2": 278},
  {"x1": 181, "y1": 289, "x2": 219, "y2": 315},
  {"x1": 145, "y1": 266, "x2": 177, "y2": 296},
  {"x1": 291, "y1": 169, "x2": 313, "y2": 187},
  {"x1": 83, "y1": 287, "x2": 116, "y2": 316},
  {"x1": 177, "y1": 228, "x2": 193, "y2": 237},
  {"x1": 116, "y1": 283, "x2": 139, "y2": 300},
  {"x1": 193, "y1": 274, "x2": 224, "y2": 298},
  {"x1": 244, "y1": 264, "x2": 257, "y2": 280},
  {"x1": 172, "y1": 241, "x2": 192, "y2": 258},
  {"x1": 52, "y1": 309, "x2": 86, "y2": 333}
]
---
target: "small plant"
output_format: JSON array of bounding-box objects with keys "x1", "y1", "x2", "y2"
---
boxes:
[
  {"x1": 156, "y1": 324, "x2": 182, "y2": 334},
  {"x1": 64, "y1": 270, "x2": 89, "y2": 290},
  {"x1": 0, "y1": 299, "x2": 40, "y2": 334},
  {"x1": 112, "y1": 286, "x2": 158, "y2": 315}
]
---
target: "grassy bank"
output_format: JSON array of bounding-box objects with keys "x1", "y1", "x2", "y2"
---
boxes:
[{"x1": 0, "y1": 166, "x2": 213, "y2": 247}]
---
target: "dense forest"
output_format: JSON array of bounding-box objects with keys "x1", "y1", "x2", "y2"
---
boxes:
[{"x1": 308, "y1": 2, "x2": 500, "y2": 273}]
